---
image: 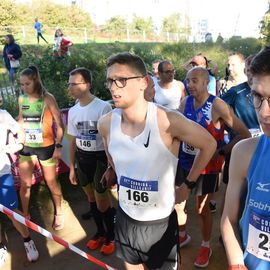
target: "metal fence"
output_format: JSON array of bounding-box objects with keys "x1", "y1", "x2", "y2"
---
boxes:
[
  {"x1": 0, "y1": 73, "x2": 18, "y2": 102},
  {"x1": 0, "y1": 25, "x2": 189, "y2": 45}
]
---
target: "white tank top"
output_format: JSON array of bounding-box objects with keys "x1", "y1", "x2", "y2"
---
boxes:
[
  {"x1": 154, "y1": 79, "x2": 182, "y2": 110},
  {"x1": 109, "y1": 102, "x2": 178, "y2": 221}
]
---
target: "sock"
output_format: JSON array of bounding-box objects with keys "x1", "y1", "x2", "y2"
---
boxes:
[
  {"x1": 23, "y1": 237, "x2": 31, "y2": 243},
  {"x1": 179, "y1": 230, "x2": 187, "y2": 237},
  {"x1": 201, "y1": 240, "x2": 210, "y2": 248},
  {"x1": 90, "y1": 202, "x2": 105, "y2": 236},
  {"x1": 102, "y1": 207, "x2": 115, "y2": 241}
]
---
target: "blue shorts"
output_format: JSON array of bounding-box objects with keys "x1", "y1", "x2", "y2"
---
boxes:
[{"x1": 0, "y1": 174, "x2": 18, "y2": 210}]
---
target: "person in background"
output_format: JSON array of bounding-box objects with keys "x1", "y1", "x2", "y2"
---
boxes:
[
  {"x1": 154, "y1": 60, "x2": 185, "y2": 110},
  {"x1": 177, "y1": 67, "x2": 250, "y2": 268},
  {"x1": 218, "y1": 52, "x2": 247, "y2": 97},
  {"x1": 3, "y1": 34, "x2": 22, "y2": 83},
  {"x1": 183, "y1": 54, "x2": 218, "y2": 96},
  {"x1": 34, "y1": 17, "x2": 48, "y2": 44},
  {"x1": 221, "y1": 46, "x2": 270, "y2": 270},
  {"x1": 0, "y1": 104, "x2": 39, "y2": 265},
  {"x1": 144, "y1": 73, "x2": 155, "y2": 102},
  {"x1": 53, "y1": 28, "x2": 73, "y2": 58},
  {"x1": 151, "y1": 59, "x2": 161, "y2": 86},
  {"x1": 18, "y1": 65, "x2": 65, "y2": 231}
]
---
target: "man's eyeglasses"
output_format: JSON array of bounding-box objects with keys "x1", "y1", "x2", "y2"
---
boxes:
[
  {"x1": 247, "y1": 92, "x2": 270, "y2": 109},
  {"x1": 105, "y1": 76, "x2": 145, "y2": 89},
  {"x1": 161, "y1": 69, "x2": 175, "y2": 74},
  {"x1": 68, "y1": 82, "x2": 86, "y2": 87}
]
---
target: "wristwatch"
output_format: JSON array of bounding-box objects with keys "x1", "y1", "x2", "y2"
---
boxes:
[
  {"x1": 55, "y1": 143, "x2": 63, "y2": 149},
  {"x1": 184, "y1": 179, "x2": 197, "y2": 190}
]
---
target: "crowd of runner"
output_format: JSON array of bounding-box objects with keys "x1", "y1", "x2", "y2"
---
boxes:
[{"x1": 1, "y1": 45, "x2": 270, "y2": 270}]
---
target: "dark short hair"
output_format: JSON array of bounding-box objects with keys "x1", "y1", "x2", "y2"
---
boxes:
[
  {"x1": 20, "y1": 65, "x2": 46, "y2": 96},
  {"x1": 250, "y1": 46, "x2": 270, "y2": 76},
  {"x1": 6, "y1": 34, "x2": 15, "y2": 44},
  {"x1": 69, "y1": 67, "x2": 93, "y2": 85},
  {"x1": 106, "y1": 52, "x2": 147, "y2": 76},
  {"x1": 158, "y1": 60, "x2": 172, "y2": 72}
]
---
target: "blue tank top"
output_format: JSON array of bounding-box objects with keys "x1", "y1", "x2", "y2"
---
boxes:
[
  {"x1": 180, "y1": 95, "x2": 224, "y2": 173},
  {"x1": 240, "y1": 135, "x2": 270, "y2": 269}
]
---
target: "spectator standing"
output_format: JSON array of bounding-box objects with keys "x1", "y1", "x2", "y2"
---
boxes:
[
  {"x1": 3, "y1": 34, "x2": 22, "y2": 83},
  {"x1": 183, "y1": 54, "x2": 218, "y2": 96},
  {"x1": 53, "y1": 28, "x2": 73, "y2": 58}
]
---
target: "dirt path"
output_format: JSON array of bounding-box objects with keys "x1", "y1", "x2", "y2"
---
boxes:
[{"x1": 2, "y1": 183, "x2": 228, "y2": 270}]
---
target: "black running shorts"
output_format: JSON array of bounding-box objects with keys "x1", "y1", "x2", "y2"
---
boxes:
[
  {"x1": 115, "y1": 208, "x2": 180, "y2": 269},
  {"x1": 75, "y1": 149, "x2": 107, "y2": 193}
]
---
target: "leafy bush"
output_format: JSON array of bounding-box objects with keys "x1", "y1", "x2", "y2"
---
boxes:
[{"x1": 1, "y1": 38, "x2": 263, "y2": 111}]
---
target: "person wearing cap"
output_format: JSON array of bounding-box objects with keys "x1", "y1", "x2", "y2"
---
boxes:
[{"x1": 183, "y1": 54, "x2": 218, "y2": 96}]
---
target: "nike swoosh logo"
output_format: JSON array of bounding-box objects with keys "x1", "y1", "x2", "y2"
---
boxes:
[
  {"x1": 144, "y1": 131, "x2": 151, "y2": 148},
  {"x1": 10, "y1": 201, "x2": 16, "y2": 207}
]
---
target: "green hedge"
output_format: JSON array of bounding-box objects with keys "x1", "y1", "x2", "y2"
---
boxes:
[{"x1": 2, "y1": 38, "x2": 263, "y2": 115}]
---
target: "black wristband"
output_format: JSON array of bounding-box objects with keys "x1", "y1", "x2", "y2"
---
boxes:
[
  {"x1": 184, "y1": 179, "x2": 197, "y2": 190},
  {"x1": 55, "y1": 143, "x2": 63, "y2": 149}
]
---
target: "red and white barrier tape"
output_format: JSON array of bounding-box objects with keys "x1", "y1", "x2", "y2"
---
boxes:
[{"x1": 0, "y1": 204, "x2": 117, "y2": 270}]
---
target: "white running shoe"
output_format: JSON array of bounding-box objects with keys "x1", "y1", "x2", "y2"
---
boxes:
[
  {"x1": 0, "y1": 245, "x2": 8, "y2": 267},
  {"x1": 24, "y1": 240, "x2": 39, "y2": 262}
]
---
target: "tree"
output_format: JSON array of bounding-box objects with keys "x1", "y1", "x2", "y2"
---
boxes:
[
  {"x1": 131, "y1": 15, "x2": 154, "y2": 34},
  {"x1": 102, "y1": 16, "x2": 128, "y2": 33},
  {"x1": 0, "y1": 0, "x2": 18, "y2": 26},
  {"x1": 161, "y1": 13, "x2": 181, "y2": 33},
  {"x1": 260, "y1": 1, "x2": 270, "y2": 43}
]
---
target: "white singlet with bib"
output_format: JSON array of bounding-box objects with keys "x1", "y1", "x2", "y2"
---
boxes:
[{"x1": 109, "y1": 102, "x2": 178, "y2": 221}]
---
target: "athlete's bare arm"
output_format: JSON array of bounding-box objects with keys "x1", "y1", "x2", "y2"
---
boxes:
[
  {"x1": 17, "y1": 96, "x2": 26, "y2": 143},
  {"x1": 213, "y1": 98, "x2": 251, "y2": 153},
  {"x1": 45, "y1": 93, "x2": 64, "y2": 159},
  {"x1": 176, "y1": 80, "x2": 186, "y2": 99},
  {"x1": 221, "y1": 137, "x2": 258, "y2": 265},
  {"x1": 98, "y1": 112, "x2": 117, "y2": 187},
  {"x1": 69, "y1": 136, "x2": 78, "y2": 185}
]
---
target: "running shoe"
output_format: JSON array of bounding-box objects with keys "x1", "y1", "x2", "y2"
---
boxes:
[
  {"x1": 209, "y1": 201, "x2": 217, "y2": 213},
  {"x1": 194, "y1": 246, "x2": 212, "y2": 268},
  {"x1": 100, "y1": 240, "x2": 115, "y2": 255},
  {"x1": 179, "y1": 234, "x2": 191, "y2": 248},
  {"x1": 86, "y1": 233, "x2": 105, "y2": 250},
  {"x1": 24, "y1": 240, "x2": 39, "y2": 262},
  {"x1": 0, "y1": 245, "x2": 8, "y2": 267}
]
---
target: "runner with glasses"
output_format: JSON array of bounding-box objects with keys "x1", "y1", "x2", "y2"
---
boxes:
[{"x1": 67, "y1": 67, "x2": 115, "y2": 255}]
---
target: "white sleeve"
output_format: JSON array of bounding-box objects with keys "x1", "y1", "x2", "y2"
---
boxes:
[
  {"x1": 67, "y1": 110, "x2": 77, "y2": 137},
  {"x1": 3, "y1": 110, "x2": 20, "y2": 134}
]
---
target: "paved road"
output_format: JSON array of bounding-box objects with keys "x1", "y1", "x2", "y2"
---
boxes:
[{"x1": 2, "y1": 184, "x2": 228, "y2": 270}]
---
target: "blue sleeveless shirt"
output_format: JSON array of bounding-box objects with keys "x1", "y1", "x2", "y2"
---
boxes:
[
  {"x1": 240, "y1": 135, "x2": 270, "y2": 269},
  {"x1": 180, "y1": 95, "x2": 224, "y2": 173}
]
